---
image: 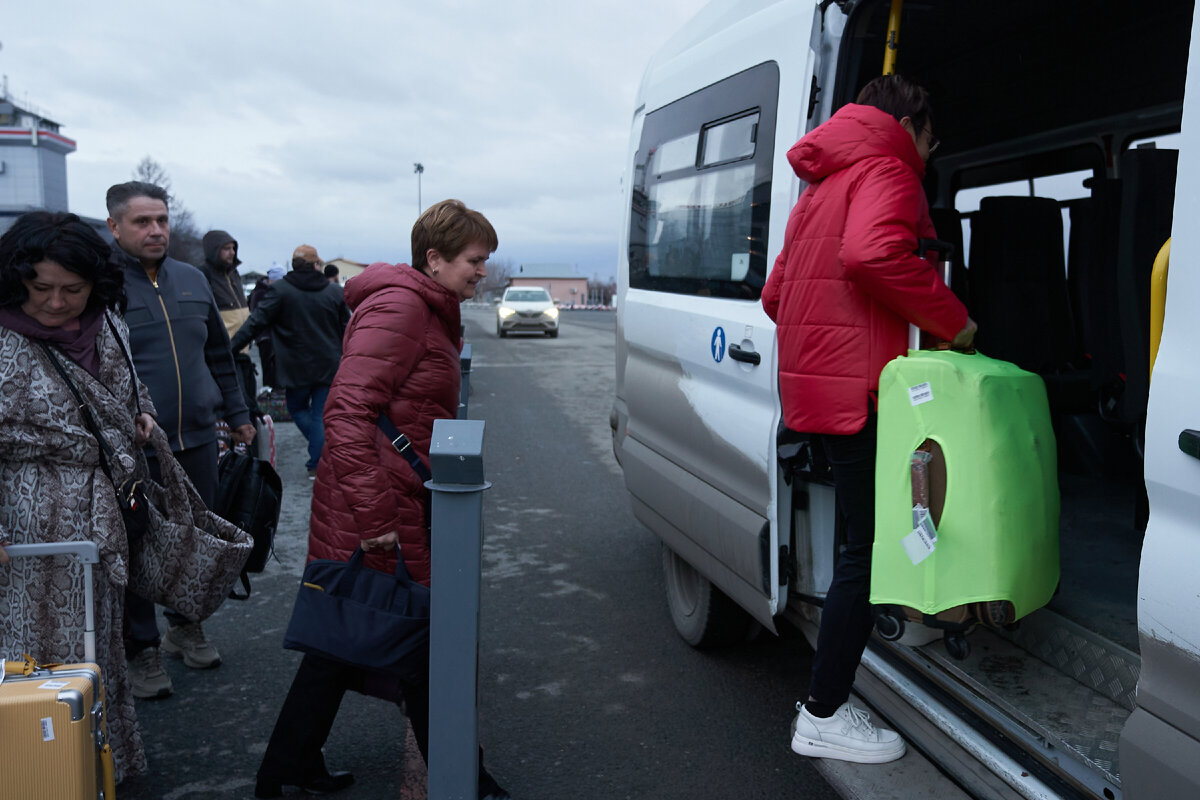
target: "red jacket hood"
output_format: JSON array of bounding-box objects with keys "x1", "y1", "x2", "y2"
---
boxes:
[
  {"x1": 788, "y1": 103, "x2": 926, "y2": 184},
  {"x1": 346, "y1": 261, "x2": 462, "y2": 348}
]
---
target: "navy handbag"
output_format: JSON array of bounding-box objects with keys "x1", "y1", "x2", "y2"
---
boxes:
[{"x1": 283, "y1": 546, "x2": 431, "y2": 680}]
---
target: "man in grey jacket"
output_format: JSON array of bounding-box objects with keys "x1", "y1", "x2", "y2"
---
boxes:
[
  {"x1": 231, "y1": 244, "x2": 349, "y2": 478},
  {"x1": 106, "y1": 181, "x2": 255, "y2": 698}
]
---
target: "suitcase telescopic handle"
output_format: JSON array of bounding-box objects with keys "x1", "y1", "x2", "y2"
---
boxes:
[{"x1": 5, "y1": 542, "x2": 100, "y2": 663}]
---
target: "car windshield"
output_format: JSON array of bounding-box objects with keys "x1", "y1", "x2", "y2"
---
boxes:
[{"x1": 505, "y1": 289, "x2": 552, "y2": 302}]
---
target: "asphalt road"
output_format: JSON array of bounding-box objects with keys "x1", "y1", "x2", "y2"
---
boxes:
[{"x1": 117, "y1": 306, "x2": 839, "y2": 800}]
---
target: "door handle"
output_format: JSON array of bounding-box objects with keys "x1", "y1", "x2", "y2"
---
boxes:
[
  {"x1": 728, "y1": 344, "x2": 761, "y2": 366},
  {"x1": 1181, "y1": 429, "x2": 1200, "y2": 460}
]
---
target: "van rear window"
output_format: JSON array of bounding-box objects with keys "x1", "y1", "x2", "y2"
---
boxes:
[{"x1": 629, "y1": 62, "x2": 779, "y2": 299}]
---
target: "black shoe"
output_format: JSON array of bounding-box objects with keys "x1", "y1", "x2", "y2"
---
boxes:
[{"x1": 254, "y1": 770, "x2": 355, "y2": 797}]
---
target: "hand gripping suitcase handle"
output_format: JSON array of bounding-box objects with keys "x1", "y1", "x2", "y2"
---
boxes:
[{"x1": 5, "y1": 542, "x2": 100, "y2": 663}]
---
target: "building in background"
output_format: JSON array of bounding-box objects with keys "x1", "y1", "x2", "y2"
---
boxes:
[
  {"x1": 509, "y1": 263, "x2": 589, "y2": 306},
  {"x1": 0, "y1": 83, "x2": 107, "y2": 239}
]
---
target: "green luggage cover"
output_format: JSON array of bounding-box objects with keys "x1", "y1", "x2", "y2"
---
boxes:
[{"x1": 870, "y1": 350, "x2": 1060, "y2": 619}]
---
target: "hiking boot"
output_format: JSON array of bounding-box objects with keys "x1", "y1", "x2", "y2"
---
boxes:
[
  {"x1": 127, "y1": 647, "x2": 173, "y2": 699},
  {"x1": 790, "y1": 701, "x2": 906, "y2": 764},
  {"x1": 162, "y1": 622, "x2": 222, "y2": 669}
]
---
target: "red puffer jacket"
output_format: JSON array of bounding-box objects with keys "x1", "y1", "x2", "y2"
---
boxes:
[
  {"x1": 308, "y1": 262, "x2": 462, "y2": 585},
  {"x1": 762, "y1": 103, "x2": 967, "y2": 435}
]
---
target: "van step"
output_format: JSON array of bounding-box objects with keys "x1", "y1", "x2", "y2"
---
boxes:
[
  {"x1": 918, "y1": 626, "x2": 1128, "y2": 794},
  {"x1": 1003, "y1": 608, "x2": 1140, "y2": 711}
]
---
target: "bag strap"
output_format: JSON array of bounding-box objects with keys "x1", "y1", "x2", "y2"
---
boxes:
[
  {"x1": 104, "y1": 313, "x2": 143, "y2": 416},
  {"x1": 376, "y1": 414, "x2": 432, "y2": 483},
  {"x1": 37, "y1": 341, "x2": 120, "y2": 485}
]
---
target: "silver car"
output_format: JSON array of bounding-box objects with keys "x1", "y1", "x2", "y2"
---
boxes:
[{"x1": 496, "y1": 287, "x2": 559, "y2": 338}]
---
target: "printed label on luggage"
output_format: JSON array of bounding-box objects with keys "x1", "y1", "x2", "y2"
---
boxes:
[
  {"x1": 914, "y1": 507, "x2": 938, "y2": 542},
  {"x1": 901, "y1": 523, "x2": 937, "y2": 565},
  {"x1": 40, "y1": 717, "x2": 54, "y2": 742},
  {"x1": 37, "y1": 680, "x2": 70, "y2": 690},
  {"x1": 909, "y1": 382, "x2": 934, "y2": 406}
]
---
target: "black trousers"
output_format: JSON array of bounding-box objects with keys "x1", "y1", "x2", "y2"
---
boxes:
[
  {"x1": 258, "y1": 652, "x2": 503, "y2": 797},
  {"x1": 807, "y1": 413, "x2": 878, "y2": 708}
]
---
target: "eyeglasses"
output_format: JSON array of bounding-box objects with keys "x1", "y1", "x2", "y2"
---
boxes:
[{"x1": 922, "y1": 126, "x2": 941, "y2": 154}]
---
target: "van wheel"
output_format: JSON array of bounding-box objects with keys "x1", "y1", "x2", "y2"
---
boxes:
[{"x1": 662, "y1": 544, "x2": 751, "y2": 648}]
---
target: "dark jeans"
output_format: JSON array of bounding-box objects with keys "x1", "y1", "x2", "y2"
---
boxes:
[
  {"x1": 259, "y1": 653, "x2": 503, "y2": 797},
  {"x1": 807, "y1": 413, "x2": 878, "y2": 709},
  {"x1": 257, "y1": 338, "x2": 277, "y2": 389},
  {"x1": 285, "y1": 384, "x2": 330, "y2": 470},
  {"x1": 124, "y1": 439, "x2": 219, "y2": 655}
]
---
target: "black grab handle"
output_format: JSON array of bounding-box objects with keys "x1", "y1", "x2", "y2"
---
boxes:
[
  {"x1": 728, "y1": 344, "x2": 761, "y2": 365},
  {"x1": 1180, "y1": 429, "x2": 1200, "y2": 460}
]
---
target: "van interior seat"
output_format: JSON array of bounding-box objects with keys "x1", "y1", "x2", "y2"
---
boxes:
[
  {"x1": 1114, "y1": 147, "x2": 1178, "y2": 428},
  {"x1": 929, "y1": 206, "x2": 968, "y2": 307},
  {"x1": 968, "y1": 195, "x2": 1091, "y2": 411},
  {"x1": 1067, "y1": 179, "x2": 1126, "y2": 414}
]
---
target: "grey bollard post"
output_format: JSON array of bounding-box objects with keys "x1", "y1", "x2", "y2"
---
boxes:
[
  {"x1": 427, "y1": 418, "x2": 490, "y2": 800},
  {"x1": 458, "y1": 343, "x2": 472, "y2": 420}
]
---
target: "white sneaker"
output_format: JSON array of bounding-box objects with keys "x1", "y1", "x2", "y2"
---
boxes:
[{"x1": 790, "y1": 701, "x2": 906, "y2": 764}]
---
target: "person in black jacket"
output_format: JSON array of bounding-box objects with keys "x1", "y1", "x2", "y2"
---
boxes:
[
  {"x1": 231, "y1": 244, "x2": 350, "y2": 478},
  {"x1": 106, "y1": 181, "x2": 255, "y2": 698}
]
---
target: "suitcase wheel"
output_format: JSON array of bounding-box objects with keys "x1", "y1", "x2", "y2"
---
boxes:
[
  {"x1": 874, "y1": 612, "x2": 905, "y2": 642},
  {"x1": 944, "y1": 632, "x2": 970, "y2": 660}
]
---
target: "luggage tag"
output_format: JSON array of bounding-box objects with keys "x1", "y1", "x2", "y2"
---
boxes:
[{"x1": 902, "y1": 505, "x2": 938, "y2": 565}]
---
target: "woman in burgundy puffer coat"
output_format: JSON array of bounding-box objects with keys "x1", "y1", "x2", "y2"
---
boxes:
[{"x1": 256, "y1": 200, "x2": 510, "y2": 800}]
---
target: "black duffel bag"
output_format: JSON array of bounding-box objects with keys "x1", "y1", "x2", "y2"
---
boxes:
[{"x1": 215, "y1": 449, "x2": 283, "y2": 598}]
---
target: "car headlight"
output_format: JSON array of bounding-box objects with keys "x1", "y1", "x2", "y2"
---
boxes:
[
  {"x1": 545, "y1": 307, "x2": 559, "y2": 319},
  {"x1": 498, "y1": 307, "x2": 515, "y2": 318}
]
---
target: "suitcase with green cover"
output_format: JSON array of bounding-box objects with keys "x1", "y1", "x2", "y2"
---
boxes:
[{"x1": 869, "y1": 350, "x2": 1060, "y2": 658}]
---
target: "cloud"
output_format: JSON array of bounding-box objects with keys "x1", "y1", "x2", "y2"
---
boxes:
[{"x1": 4, "y1": 0, "x2": 709, "y2": 276}]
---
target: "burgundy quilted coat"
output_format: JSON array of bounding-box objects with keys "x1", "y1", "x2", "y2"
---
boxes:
[
  {"x1": 762, "y1": 103, "x2": 968, "y2": 436},
  {"x1": 308, "y1": 262, "x2": 462, "y2": 585}
]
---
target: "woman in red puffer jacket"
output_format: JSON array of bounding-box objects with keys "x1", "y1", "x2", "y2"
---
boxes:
[
  {"x1": 764, "y1": 75, "x2": 976, "y2": 766},
  {"x1": 256, "y1": 200, "x2": 510, "y2": 800}
]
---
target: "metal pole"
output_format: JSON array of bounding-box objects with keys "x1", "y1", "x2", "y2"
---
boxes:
[
  {"x1": 459, "y1": 343, "x2": 472, "y2": 420},
  {"x1": 882, "y1": 0, "x2": 903, "y2": 75},
  {"x1": 427, "y1": 418, "x2": 490, "y2": 800},
  {"x1": 414, "y1": 162, "x2": 425, "y2": 216}
]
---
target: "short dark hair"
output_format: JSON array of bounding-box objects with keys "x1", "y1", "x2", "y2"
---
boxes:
[
  {"x1": 0, "y1": 211, "x2": 125, "y2": 312},
  {"x1": 106, "y1": 181, "x2": 170, "y2": 221},
  {"x1": 411, "y1": 199, "x2": 498, "y2": 271},
  {"x1": 856, "y1": 74, "x2": 933, "y2": 131},
  {"x1": 323, "y1": 264, "x2": 339, "y2": 279}
]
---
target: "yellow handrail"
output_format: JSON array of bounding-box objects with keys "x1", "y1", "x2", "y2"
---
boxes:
[
  {"x1": 1150, "y1": 237, "x2": 1170, "y2": 379},
  {"x1": 883, "y1": 0, "x2": 904, "y2": 75}
]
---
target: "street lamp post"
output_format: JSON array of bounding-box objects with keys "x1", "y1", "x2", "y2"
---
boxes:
[{"x1": 413, "y1": 162, "x2": 424, "y2": 215}]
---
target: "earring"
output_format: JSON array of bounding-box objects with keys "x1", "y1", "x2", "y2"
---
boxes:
[{"x1": 433, "y1": 268, "x2": 440, "y2": 275}]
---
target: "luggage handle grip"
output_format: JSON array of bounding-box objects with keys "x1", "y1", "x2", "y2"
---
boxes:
[{"x1": 4, "y1": 542, "x2": 99, "y2": 662}]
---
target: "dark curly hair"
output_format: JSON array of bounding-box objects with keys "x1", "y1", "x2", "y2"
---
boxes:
[{"x1": 0, "y1": 211, "x2": 125, "y2": 312}]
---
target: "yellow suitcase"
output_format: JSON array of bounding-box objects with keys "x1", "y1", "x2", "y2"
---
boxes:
[{"x1": 0, "y1": 542, "x2": 117, "y2": 799}]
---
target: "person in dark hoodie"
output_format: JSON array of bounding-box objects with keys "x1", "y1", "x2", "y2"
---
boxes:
[
  {"x1": 200, "y1": 229, "x2": 258, "y2": 413},
  {"x1": 106, "y1": 181, "x2": 256, "y2": 698},
  {"x1": 231, "y1": 244, "x2": 350, "y2": 478}
]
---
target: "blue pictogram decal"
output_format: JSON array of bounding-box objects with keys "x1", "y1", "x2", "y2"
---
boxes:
[{"x1": 711, "y1": 326, "x2": 726, "y2": 363}]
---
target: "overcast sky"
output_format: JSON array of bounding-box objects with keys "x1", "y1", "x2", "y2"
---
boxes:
[{"x1": 4, "y1": 0, "x2": 710, "y2": 278}]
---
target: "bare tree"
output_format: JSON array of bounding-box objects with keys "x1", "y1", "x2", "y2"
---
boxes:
[
  {"x1": 133, "y1": 156, "x2": 204, "y2": 265},
  {"x1": 477, "y1": 257, "x2": 513, "y2": 299}
]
